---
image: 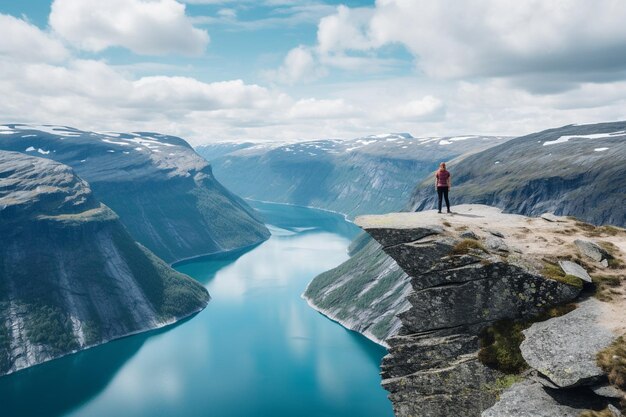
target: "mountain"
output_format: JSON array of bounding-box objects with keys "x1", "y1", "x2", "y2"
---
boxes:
[
  {"x1": 0, "y1": 151, "x2": 210, "y2": 376},
  {"x1": 306, "y1": 121, "x2": 626, "y2": 347},
  {"x1": 303, "y1": 234, "x2": 411, "y2": 345},
  {"x1": 0, "y1": 124, "x2": 270, "y2": 264},
  {"x1": 197, "y1": 134, "x2": 510, "y2": 219},
  {"x1": 411, "y1": 121, "x2": 626, "y2": 226}
]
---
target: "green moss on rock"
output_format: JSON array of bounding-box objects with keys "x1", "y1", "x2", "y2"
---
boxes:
[
  {"x1": 542, "y1": 262, "x2": 584, "y2": 288},
  {"x1": 484, "y1": 374, "x2": 524, "y2": 399}
]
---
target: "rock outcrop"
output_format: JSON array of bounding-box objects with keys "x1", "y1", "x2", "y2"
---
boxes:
[
  {"x1": 0, "y1": 151, "x2": 210, "y2": 376},
  {"x1": 520, "y1": 298, "x2": 616, "y2": 388},
  {"x1": 0, "y1": 124, "x2": 270, "y2": 264},
  {"x1": 355, "y1": 205, "x2": 626, "y2": 416},
  {"x1": 482, "y1": 380, "x2": 611, "y2": 417}
]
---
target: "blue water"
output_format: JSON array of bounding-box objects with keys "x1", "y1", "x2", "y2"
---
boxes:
[{"x1": 0, "y1": 201, "x2": 394, "y2": 417}]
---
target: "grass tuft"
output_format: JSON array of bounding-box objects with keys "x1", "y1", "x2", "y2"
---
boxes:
[
  {"x1": 576, "y1": 221, "x2": 625, "y2": 237},
  {"x1": 579, "y1": 408, "x2": 619, "y2": 417},
  {"x1": 592, "y1": 274, "x2": 623, "y2": 302},
  {"x1": 450, "y1": 239, "x2": 486, "y2": 256},
  {"x1": 478, "y1": 320, "x2": 529, "y2": 374},
  {"x1": 597, "y1": 335, "x2": 626, "y2": 390}
]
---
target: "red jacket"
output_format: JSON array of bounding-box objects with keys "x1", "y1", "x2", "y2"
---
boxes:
[{"x1": 436, "y1": 169, "x2": 450, "y2": 187}]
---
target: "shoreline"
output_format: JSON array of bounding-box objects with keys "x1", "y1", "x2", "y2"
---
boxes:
[
  {"x1": 300, "y1": 292, "x2": 389, "y2": 348},
  {"x1": 248, "y1": 198, "x2": 389, "y2": 347},
  {"x1": 1, "y1": 302, "x2": 207, "y2": 378},
  {"x1": 170, "y1": 240, "x2": 265, "y2": 268},
  {"x1": 245, "y1": 198, "x2": 355, "y2": 223}
]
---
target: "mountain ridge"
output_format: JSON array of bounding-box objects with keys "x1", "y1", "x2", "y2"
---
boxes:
[
  {"x1": 0, "y1": 124, "x2": 270, "y2": 263},
  {"x1": 197, "y1": 133, "x2": 510, "y2": 219}
]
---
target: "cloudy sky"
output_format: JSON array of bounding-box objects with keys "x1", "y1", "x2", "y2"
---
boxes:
[{"x1": 1, "y1": 0, "x2": 626, "y2": 144}]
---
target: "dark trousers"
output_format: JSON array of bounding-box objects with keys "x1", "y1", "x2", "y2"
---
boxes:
[{"x1": 437, "y1": 186, "x2": 450, "y2": 212}]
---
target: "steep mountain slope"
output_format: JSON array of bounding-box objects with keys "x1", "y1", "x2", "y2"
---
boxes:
[
  {"x1": 197, "y1": 134, "x2": 509, "y2": 218},
  {"x1": 0, "y1": 124, "x2": 270, "y2": 264},
  {"x1": 411, "y1": 121, "x2": 626, "y2": 226},
  {"x1": 307, "y1": 121, "x2": 626, "y2": 347},
  {"x1": 0, "y1": 151, "x2": 210, "y2": 376},
  {"x1": 303, "y1": 234, "x2": 411, "y2": 345}
]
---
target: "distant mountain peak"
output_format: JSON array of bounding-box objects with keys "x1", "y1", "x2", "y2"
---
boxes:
[{"x1": 363, "y1": 133, "x2": 414, "y2": 140}]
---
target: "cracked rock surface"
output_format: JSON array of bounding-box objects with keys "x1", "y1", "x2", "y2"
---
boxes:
[{"x1": 520, "y1": 298, "x2": 617, "y2": 388}]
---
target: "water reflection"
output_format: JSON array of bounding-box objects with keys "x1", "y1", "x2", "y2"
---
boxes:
[{"x1": 0, "y1": 319, "x2": 191, "y2": 417}]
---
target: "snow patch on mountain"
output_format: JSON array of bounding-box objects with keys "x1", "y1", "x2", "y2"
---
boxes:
[{"x1": 543, "y1": 130, "x2": 626, "y2": 146}]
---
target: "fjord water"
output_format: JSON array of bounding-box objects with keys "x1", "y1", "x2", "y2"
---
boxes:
[{"x1": 0, "y1": 201, "x2": 394, "y2": 417}]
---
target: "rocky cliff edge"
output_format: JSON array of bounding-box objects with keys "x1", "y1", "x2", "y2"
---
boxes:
[{"x1": 356, "y1": 205, "x2": 626, "y2": 417}]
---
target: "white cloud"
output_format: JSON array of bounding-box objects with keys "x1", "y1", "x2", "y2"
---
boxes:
[
  {"x1": 49, "y1": 0, "x2": 209, "y2": 56},
  {"x1": 0, "y1": 14, "x2": 68, "y2": 63},
  {"x1": 2, "y1": 10, "x2": 626, "y2": 145},
  {"x1": 385, "y1": 96, "x2": 445, "y2": 121},
  {"x1": 265, "y1": 46, "x2": 327, "y2": 84},
  {"x1": 277, "y1": 0, "x2": 626, "y2": 92},
  {"x1": 217, "y1": 8, "x2": 237, "y2": 19},
  {"x1": 366, "y1": 0, "x2": 626, "y2": 81},
  {"x1": 316, "y1": 5, "x2": 374, "y2": 54},
  {"x1": 130, "y1": 77, "x2": 276, "y2": 110}
]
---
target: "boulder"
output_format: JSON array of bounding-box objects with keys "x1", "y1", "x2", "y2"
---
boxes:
[
  {"x1": 541, "y1": 213, "x2": 567, "y2": 223},
  {"x1": 591, "y1": 384, "x2": 626, "y2": 400},
  {"x1": 482, "y1": 381, "x2": 611, "y2": 417},
  {"x1": 520, "y1": 298, "x2": 616, "y2": 387},
  {"x1": 485, "y1": 236, "x2": 510, "y2": 252},
  {"x1": 608, "y1": 404, "x2": 624, "y2": 417},
  {"x1": 575, "y1": 239, "x2": 611, "y2": 263},
  {"x1": 460, "y1": 230, "x2": 479, "y2": 240},
  {"x1": 559, "y1": 260, "x2": 593, "y2": 283}
]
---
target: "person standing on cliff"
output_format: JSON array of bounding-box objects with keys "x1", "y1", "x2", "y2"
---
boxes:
[{"x1": 435, "y1": 162, "x2": 451, "y2": 214}]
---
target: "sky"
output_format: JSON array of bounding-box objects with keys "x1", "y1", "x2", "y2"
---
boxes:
[{"x1": 1, "y1": 0, "x2": 626, "y2": 145}]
